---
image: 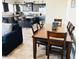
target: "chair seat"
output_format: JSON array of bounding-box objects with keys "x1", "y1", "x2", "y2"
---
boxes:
[
  {"x1": 37, "y1": 39, "x2": 47, "y2": 45},
  {"x1": 50, "y1": 46, "x2": 66, "y2": 59},
  {"x1": 50, "y1": 46, "x2": 66, "y2": 52}
]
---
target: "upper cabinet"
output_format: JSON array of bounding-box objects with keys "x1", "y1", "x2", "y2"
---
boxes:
[
  {"x1": 2, "y1": 0, "x2": 17, "y2": 4},
  {"x1": 2, "y1": 0, "x2": 46, "y2": 4},
  {"x1": 17, "y1": 0, "x2": 46, "y2": 4},
  {"x1": 33, "y1": 0, "x2": 46, "y2": 3}
]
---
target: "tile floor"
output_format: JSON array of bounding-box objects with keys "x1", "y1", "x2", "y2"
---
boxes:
[{"x1": 2, "y1": 28, "x2": 66, "y2": 59}]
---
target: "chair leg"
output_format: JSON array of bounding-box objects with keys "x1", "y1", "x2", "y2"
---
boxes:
[
  {"x1": 46, "y1": 45, "x2": 48, "y2": 55},
  {"x1": 49, "y1": 45, "x2": 51, "y2": 52},
  {"x1": 47, "y1": 45, "x2": 50, "y2": 59},
  {"x1": 61, "y1": 54, "x2": 63, "y2": 59}
]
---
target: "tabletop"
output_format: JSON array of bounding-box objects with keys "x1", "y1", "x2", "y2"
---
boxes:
[{"x1": 33, "y1": 23, "x2": 72, "y2": 42}]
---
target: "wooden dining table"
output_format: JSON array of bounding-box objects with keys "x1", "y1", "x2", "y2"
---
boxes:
[{"x1": 32, "y1": 23, "x2": 73, "y2": 59}]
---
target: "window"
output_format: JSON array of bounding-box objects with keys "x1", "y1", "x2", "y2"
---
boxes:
[
  {"x1": 3, "y1": 2, "x2": 9, "y2": 12},
  {"x1": 16, "y1": 4, "x2": 20, "y2": 12}
]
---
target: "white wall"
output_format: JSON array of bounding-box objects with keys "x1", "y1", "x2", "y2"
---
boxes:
[
  {"x1": 66, "y1": 0, "x2": 76, "y2": 58},
  {"x1": 66, "y1": 0, "x2": 76, "y2": 26},
  {"x1": 45, "y1": 0, "x2": 67, "y2": 24}
]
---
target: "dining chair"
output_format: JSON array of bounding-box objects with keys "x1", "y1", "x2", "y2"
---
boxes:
[
  {"x1": 69, "y1": 24, "x2": 75, "y2": 35},
  {"x1": 67, "y1": 21, "x2": 71, "y2": 31},
  {"x1": 39, "y1": 21, "x2": 44, "y2": 28},
  {"x1": 54, "y1": 19, "x2": 62, "y2": 26},
  {"x1": 67, "y1": 22, "x2": 76, "y2": 58},
  {"x1": 31, "y1": 23, "x2": 38, "y2": 34},
  {"x1": 67, "y1": 21, "x2": 75, "y2": 35},
  {"x1": 47, "y1": 31, "x2": 67, "y2": 59},
  {"x1": 31, "y1": 23, "x2": 47, "y2": 55}
]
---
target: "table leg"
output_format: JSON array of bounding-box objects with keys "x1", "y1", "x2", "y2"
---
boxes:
[
  {"x1": 33, "y1": 38, "x2": 37, "y2": 59},
  {"x1": 66, "y1": 43, "x2": 72, "y2": 59}
]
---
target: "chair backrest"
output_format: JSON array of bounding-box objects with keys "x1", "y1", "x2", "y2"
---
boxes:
[
  {"x1": 69, "y1": 24, "x2": 75, "y2": 34},
  {"x1": 67, "y1": 21, "x2": 71, "y2": 30},
  {"x1": 67, "y1": 21, "x2": 75, "y2": 34},
  {"x1": 47, "y1": 31, "x2": 67, "y2": 48},
  {"x1": 47, "y1": 31, "x2": 67, "y2": 39},
  {"x1": 31, "y1": 23, "x2": 39, "y2": 34},
  {"x1": 39, "y1": 21, "x2": 44, "y2": 28}
]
